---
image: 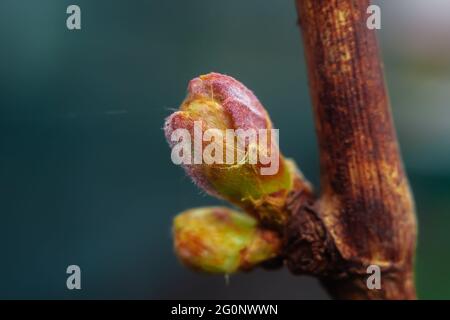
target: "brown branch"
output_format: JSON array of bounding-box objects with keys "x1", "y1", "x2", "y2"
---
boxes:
[{"x1": 283, "y1": 0, "x2": 417, "y2": 299}]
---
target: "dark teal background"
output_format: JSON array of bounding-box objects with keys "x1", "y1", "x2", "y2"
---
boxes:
[{"x1": 1, "y1": 0, "x2": 449, "y2": 299}]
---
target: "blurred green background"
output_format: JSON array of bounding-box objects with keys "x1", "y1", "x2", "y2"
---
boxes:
[{"x1": 1, "y1": 0, "x2": 449, "y2": 299}]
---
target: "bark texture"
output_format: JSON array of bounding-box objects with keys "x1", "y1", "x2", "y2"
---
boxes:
[{"x1": 284, "y1": 0, "x2": 417, "y2": 299}]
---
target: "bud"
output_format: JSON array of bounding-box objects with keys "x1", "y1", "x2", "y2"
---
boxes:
[
  {"x1": 173, "y1": 207, "x2": 280, "y2": 274},
  {"x1": 164, "y1": 73, "x2": 311, "y2": 227}
]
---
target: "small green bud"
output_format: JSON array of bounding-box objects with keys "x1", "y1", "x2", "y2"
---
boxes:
[{"x1": 173, "y1": 207, "x2": 281, "y2": 274}]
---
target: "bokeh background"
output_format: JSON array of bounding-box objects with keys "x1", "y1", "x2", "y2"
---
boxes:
[{"x1": 1, "y1": 0, "x2": 449, "y2": 299}]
